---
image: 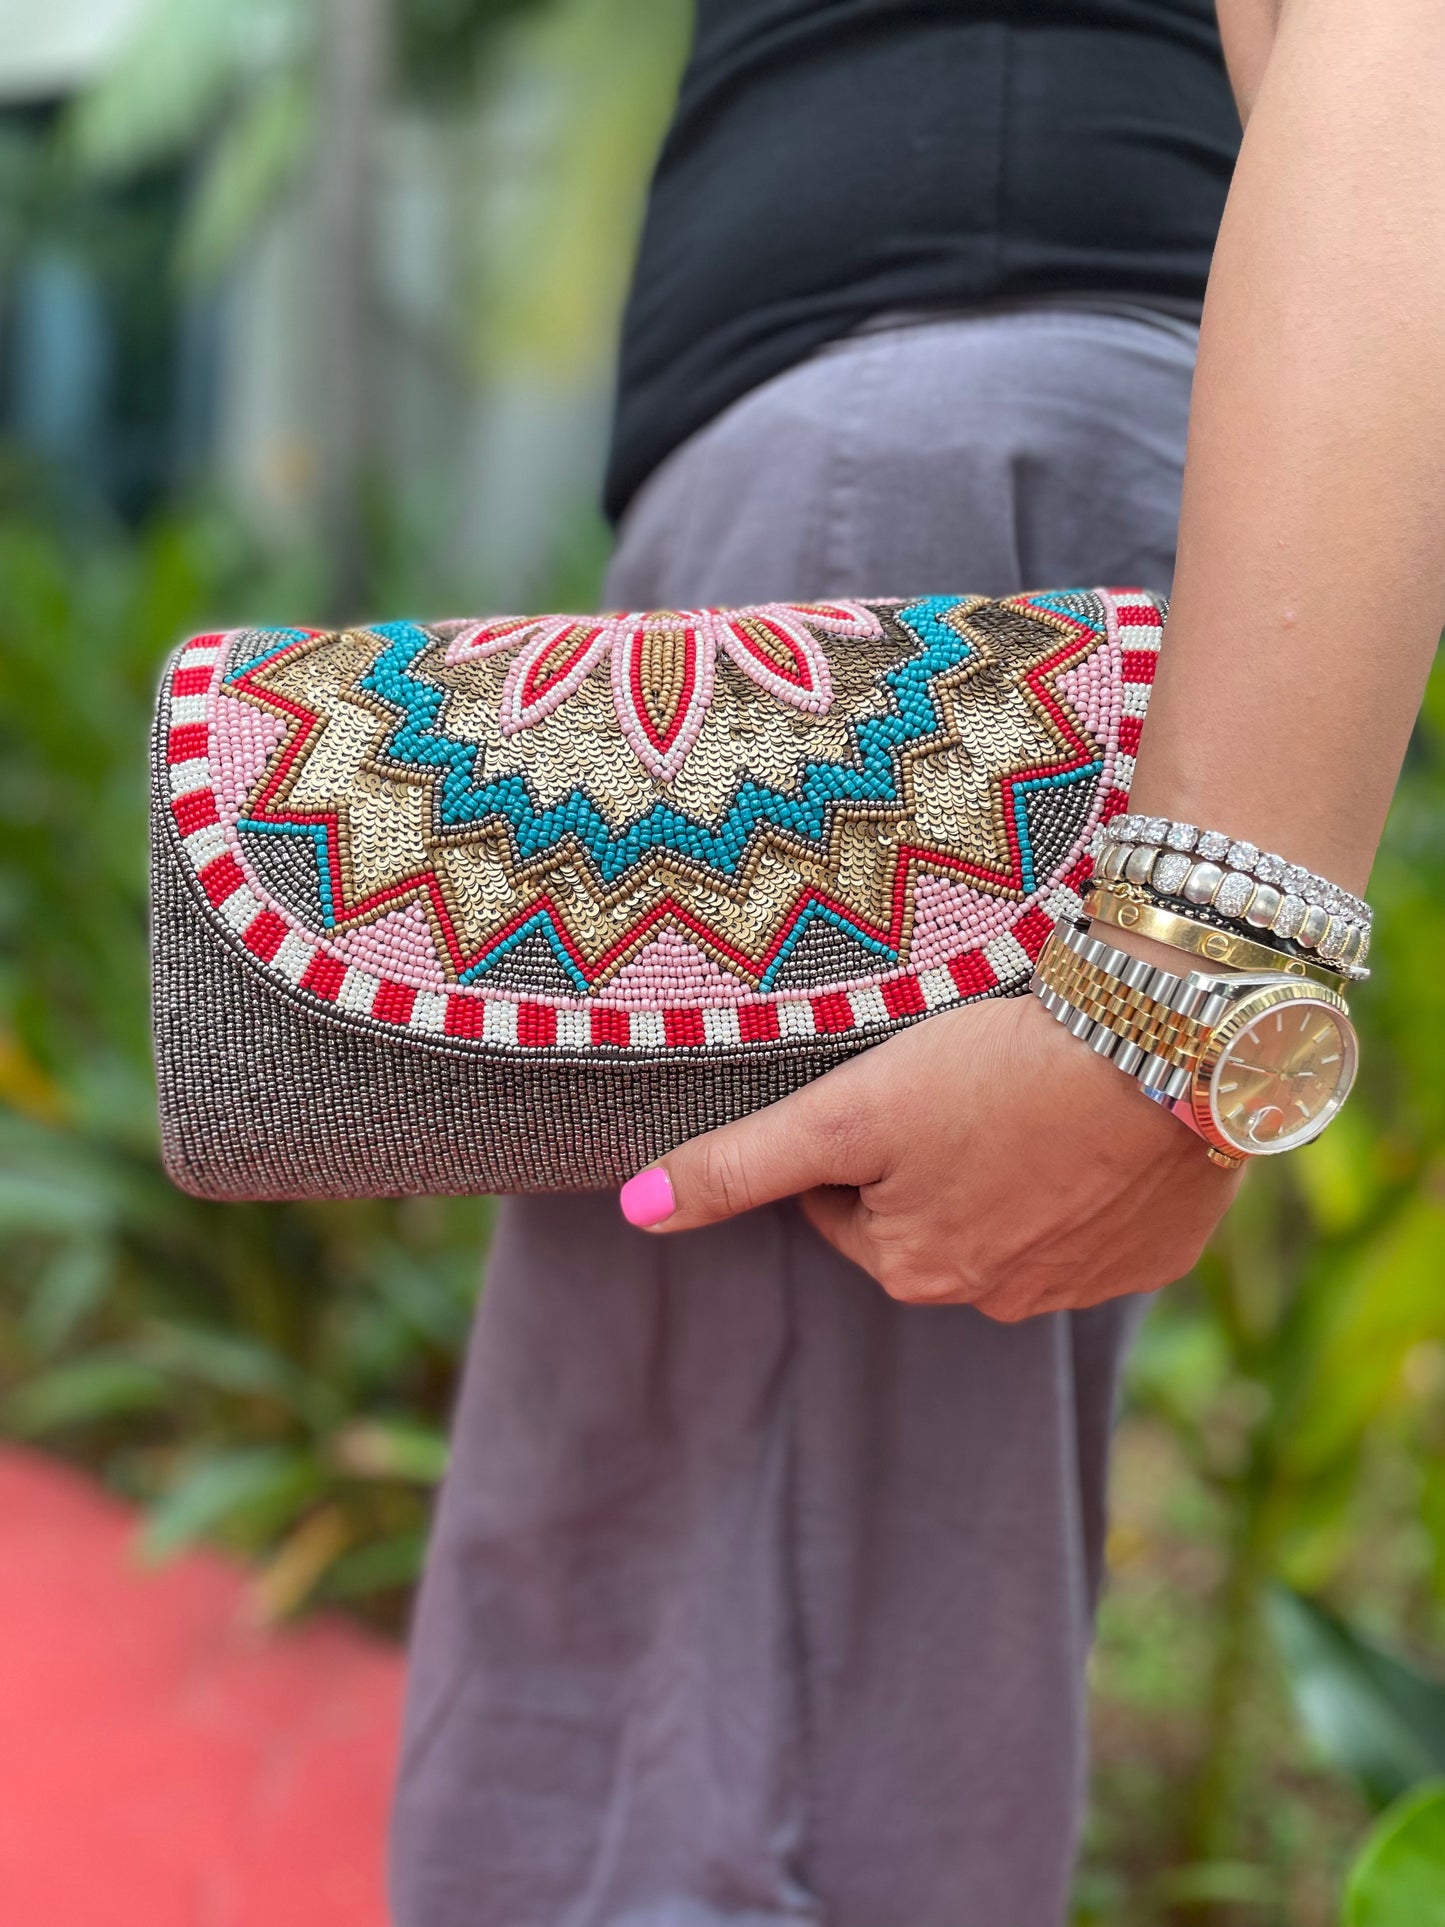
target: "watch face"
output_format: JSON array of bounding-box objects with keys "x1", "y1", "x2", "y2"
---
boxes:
[{"x1": 1206, "y1": 989, "x2": 1359, "y2": 1155}]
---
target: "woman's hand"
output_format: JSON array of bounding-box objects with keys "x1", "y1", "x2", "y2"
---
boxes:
[{"x1": 618, "y1": 994, "x2": 1241, "y2": 1322}]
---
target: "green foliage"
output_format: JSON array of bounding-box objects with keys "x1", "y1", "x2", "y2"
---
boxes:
[
  {"x1": 398, "y1": 0, "x2": 544, "y2": 100},
  {"x1": 1271, "y1": 1590, "x2": 1445, "y2": 1809},
  {"x1": 1343, "y1": 1785, "x2": 1445, "y2": 1927},
  {"x1": 0, "y1": 507, "x2": 487, "y2": 1625},
  {"x1": 61, "y1": 0, "x2": 574, "y2": 288},
  {"x1": 469, "y1": 0, "x2": 691, "y2": 381},
  {"x1": 65, "y1": 0, "x2": 307, "y2": 184},
  {"x1": 1268, "y1": 1591, "x2": 1445, "y2": 1924},
  {"x1": 176, "y1": 64, "x2": 314, "y2": 285},
  {"x1": 1078, "y1": 657, "x2": 1445, "y2": 1919}
]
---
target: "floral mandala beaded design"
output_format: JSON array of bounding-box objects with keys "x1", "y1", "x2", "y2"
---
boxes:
[
  {"x1": 446, "y1": 601, "x2": 871, "y2": 783},
  {"x1": 150, "y1": 587, "x2": 1162, "y2": 1196}
]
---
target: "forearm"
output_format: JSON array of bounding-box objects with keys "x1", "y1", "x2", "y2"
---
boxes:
[
  {"x1": 1215, "y1": 0, "x2": 1282, "y2": 122},
  {"x1": 1130, "y1": 0, "x2": 1445, "y2": 896}
]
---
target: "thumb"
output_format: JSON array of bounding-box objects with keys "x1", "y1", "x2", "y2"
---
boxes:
[{"x1": 618, "y1": 1069, "x2": 880, "y2": 1232}]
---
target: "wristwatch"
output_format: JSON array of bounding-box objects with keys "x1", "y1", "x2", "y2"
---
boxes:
[{"x1": 1032, "y1": 919, "x2": 1359, "y2": 1168}]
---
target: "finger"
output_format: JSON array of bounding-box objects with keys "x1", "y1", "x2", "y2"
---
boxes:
[
  {"x1": 797, "y1": 1184, "x2": 883, "y2": 1280},
  {"x1": 619, "y1": 1069, "x2": 883, "y2": 1232}
]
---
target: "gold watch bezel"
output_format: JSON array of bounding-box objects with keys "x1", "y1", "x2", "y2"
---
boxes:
[{"x1": 1188, "y1": 980, "x2": 1359, "y2": 1157}]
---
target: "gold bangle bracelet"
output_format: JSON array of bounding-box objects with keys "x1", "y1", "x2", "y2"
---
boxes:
[{"x1": 1084, "y1": 882, "x2": 1351, "y2": 990}]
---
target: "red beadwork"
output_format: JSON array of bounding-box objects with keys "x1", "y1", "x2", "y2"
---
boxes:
[
  {"x1": 664, "y1": 1008, "x2": 705, "y2": 1049},
  {"x1": 881, "y1": 974, "x2": 926, "y2": 1020},
  {"x1": 517, "y1": 1002, "x2": 558, "y2": 1048},
  {"x1": 299, "y1": 952, "x2": 347, "y2": 1002},
  {"x1": 737, "y1": 1004, "x2": 781, "y2": 1043},
  {"x1": 173, "y1": 790, "x2": 220, "y2": 837},
  {"x1": 373, "y1": 981, "x2": 417, "y2": 1028},
  {"x1": 590, "y1": 1006, "x2": 632, "y2": 1048},
  {"x1": 444, "y1": 994, "x2": 485, "y2": 1039},
  {"x1": 1012, "y1": 907, "x2": 1055, "y2": 961},
  {"x1": 948, "y1": 952, "x2": 997, "y2": 998},
  {"x1": 810, "y1": 991, "x2": 855, "y2": 1036},
  {"x1": 168, "y1": 723, "x2": 210, "y2": 764},
  {"x1": 198, "y1": 852, "x2": 245, "y2": 906},
  {"x1": 242, "y1": 911, "x2": 287, "y2": 963}
]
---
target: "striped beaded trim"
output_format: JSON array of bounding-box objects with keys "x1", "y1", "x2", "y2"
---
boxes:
[
  {"x1": 159, "y1": 591, "x2": 1159, "y2": 1059},
  {"x1": 1092, "y1": 819, "x2": 1370, "y2": 977}
]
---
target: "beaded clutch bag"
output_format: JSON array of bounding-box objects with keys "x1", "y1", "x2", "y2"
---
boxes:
[{"x1": 149, "y1": 588, "x2": 1161, "y2": 1197}]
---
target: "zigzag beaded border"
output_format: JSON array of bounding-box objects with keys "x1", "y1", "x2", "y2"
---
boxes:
[{"x1": 157, "y1": 591, "x2": 1160, "y2": 1058}]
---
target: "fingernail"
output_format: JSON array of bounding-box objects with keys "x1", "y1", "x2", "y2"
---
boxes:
[{"x1": 619, "y1": 1166, "x2": 675, "y2": 1228}]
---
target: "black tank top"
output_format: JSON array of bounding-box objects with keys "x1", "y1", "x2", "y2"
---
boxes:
[{"x1": 605, "y1": 0, "x2": 1239, "y2": 520}]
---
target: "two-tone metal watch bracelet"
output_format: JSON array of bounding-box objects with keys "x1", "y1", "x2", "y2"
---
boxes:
[
  {"x1": 1091, "y1": 815, "x2": 1371, "y2": 977},
  {"x1": 1031, "y1": 918, "x2": 1361, "y2": 1168},
  {"x1": 1033, "y1": 919, "x2": 1236, "y2": 1118}
]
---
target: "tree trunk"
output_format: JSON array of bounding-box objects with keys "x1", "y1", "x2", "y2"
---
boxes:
[{"x1": 314, "y1": 0, "x2": 390, "y2": 621}]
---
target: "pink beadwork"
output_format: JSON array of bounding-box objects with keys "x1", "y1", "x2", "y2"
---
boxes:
[{"x1": 445, "y1": 601, "x2": 869, "y2": 782}]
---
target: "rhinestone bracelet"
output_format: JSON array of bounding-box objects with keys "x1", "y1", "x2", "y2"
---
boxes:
[{"x1": 1091, "y1": 815, "x2": 1371, "y2": 977}]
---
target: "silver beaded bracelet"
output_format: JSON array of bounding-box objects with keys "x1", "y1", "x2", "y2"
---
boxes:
[{"x1": 1091, "y1": 814, "x2": 1371, "y2": 977}]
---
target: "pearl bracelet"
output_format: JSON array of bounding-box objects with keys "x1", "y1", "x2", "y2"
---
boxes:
[{"x1": 1091, "y1": 815, "x2": 1371, "y2": 977}]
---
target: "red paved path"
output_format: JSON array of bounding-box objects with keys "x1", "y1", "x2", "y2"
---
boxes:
[{"x1": 0, "y1": 1449, "x2": 404, "y2": 1927}]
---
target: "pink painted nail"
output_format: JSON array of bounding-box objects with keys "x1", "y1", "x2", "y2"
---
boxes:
[{"x1": 619, "y1": 1166, "x2": 675, "y2": 1228}]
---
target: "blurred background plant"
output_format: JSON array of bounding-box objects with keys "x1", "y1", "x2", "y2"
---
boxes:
[
  {"x1": 0, "y1": 3, "x2": 1440, "y2": 1922},
  {"x1": 0, "y1": 0, "x2": 685, "y2": 1624}
]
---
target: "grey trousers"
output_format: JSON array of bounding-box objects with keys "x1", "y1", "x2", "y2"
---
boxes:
[{"x1": 391, "y1": 304, "x2": 1198, "y2": 1927}]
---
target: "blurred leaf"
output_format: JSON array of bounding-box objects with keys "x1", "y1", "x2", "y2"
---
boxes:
[
  {"x1": 1293, "y1": 1104, "x2": 1388, "y2": 1239},
  {"x1": 322, "y1": 1528, "x2": 428, "y2": 1599},
  {"x1": 331, "y1": 1417, "x2": 449, "y2": 1483},
  {"x1": 368, "y1": 1239, "x2": 482, "y2": 1349},
  {"x1": 1419, "y1": 1454, "x2": 1445, "y2": 1599},
  {"x1": 0, "y1": 1170, "x2": 114, "y2": 1240},
  {"x1": 1280, "y1": 1193, "x2": 1445, "y2": 1478},
  {"x1": 5, "y1": 1356, "x2": 168, "y2": 1433},
  {"x1": 66, "y1": 0, "x2": 306, "y2": 182},
  {"x1": 1271, "y1": 1590, "x2": 1445, "y2": 1809},
  {"x1": 245, "y1": 1503, "x2": 350, "y2": 1622},
  {"x1": 1344, "y1": 1783, "x2": 1445, "y2": 1927},
  {"x1": 138, "y1": 1445, "x2": 320, "y2": 1561},
  {"x1": 0, "y1": 1029, "x2": 68, "y2": 1124},
  {"x1": 22, "y1": 1241, "x2": 114, "y2": 1355},
  {"x1": 1125, "y1": 1302, "x2": 1231, "y2": 1434},
  {"x1": 139, "y1": 1322, "x2": 324, "y2": 1418},
  {"x1": 178, "y1": 65, "x2": 313, "y2": 285},
  {"x1": 399, "y1": 0, "x2": 541, "y2": 99},
  {"x1": 1274, "y1": 1454, "x2": 1367, "y2": 1596},
  {"x1": 1151, "y1": 1861, "x2": 1278, "y2": 1906}
]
